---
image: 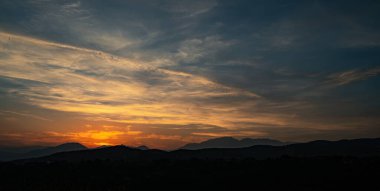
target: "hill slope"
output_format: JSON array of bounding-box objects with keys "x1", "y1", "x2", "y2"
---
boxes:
[
  {"x1": 0, "y1": 143, "x2": 87, "y2": 161},
  {"x1": 179, "y1": 137, "x2": 289, "y2": 150},
  {"x1": 16, "y1": 138, "x2": 380, "y2": 163}
]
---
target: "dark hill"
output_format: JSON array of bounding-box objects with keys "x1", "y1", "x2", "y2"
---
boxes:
[
  {"x1": 21, "y1": 145, "x2": 166, "y2": 163},
  {"x1": 0, "y1": 143, "x2": 87, "y2": 161},
  {"x1": 16, "y1": 138, "x2": 380, "y2": 163},
  {"x1": 22, "y1": 142, "x2": 87, "y2": 158},
  {"x1": 136, "y1": 145, "x2": 149, "y2": 150},
  {"x1": 179, "y1": 137, "x2": 288, "y2": 150}
]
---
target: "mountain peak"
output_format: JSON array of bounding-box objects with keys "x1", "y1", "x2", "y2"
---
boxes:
[
  {"x1": 16, "y1": 137, "x2": 380, "y2": 163},
  {"x1": 179, "y1": 137, "x2": 287, "y2": 150},
  {"x1": 136, "y1": 145, "x2": 149, "y2": 150},
  {"x1": 56, "y1": 143, "x2": 87, "y2": 149}
]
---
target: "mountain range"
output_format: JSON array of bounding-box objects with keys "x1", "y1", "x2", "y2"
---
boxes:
[
  {"x1": 10, "y1": 137, "x2": 380, "y2": 163},
  {"x1": 1, "y1": 137, "x2": 288, "y2": 161},
  {"x1": 179, "y1": 137, "x2": 289, "y2": 150},
  {"x1": 0, "y1": 143, "x2": 152, "y2": 161},
  {"x1": 0, "y1": 143, "x2": 87, "y2": 161}
]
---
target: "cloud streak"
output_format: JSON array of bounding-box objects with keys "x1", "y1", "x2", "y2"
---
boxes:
[
  {"x1": 1, "y1": 0, "x2": 379, "y2": 149},
  {"x1": 0, "y1": 31, "x2": 269, "y2": 129},
  {"x1": 325, "y1": 68, "x2": 380, "y2": 87}
]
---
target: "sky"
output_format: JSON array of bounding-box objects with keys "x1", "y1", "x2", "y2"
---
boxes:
[{"x1": 0, "y1": 0, "x2": 380, "y2": 150}]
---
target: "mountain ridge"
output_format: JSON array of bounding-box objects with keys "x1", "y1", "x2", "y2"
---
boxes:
[
  {"x1": 179, "y1": 137, "x2": 289, "y2": 150},
  {"x1": 0, "y1": 142, "x2": 87, "y2": 161},
  {"x1": 12, "y1": 137, "x2": 380, "y2": 163}
]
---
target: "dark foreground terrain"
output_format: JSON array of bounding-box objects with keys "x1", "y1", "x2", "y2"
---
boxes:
[
  {"x1": 1, "y1": 138, "x2": 380, "y2": 191},
  {"x1": 1, "y1": 157, "x2": 380, "y2": 191}
]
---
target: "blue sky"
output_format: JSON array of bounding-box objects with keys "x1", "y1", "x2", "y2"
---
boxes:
[{"x1": 0, "y1": 0, "x2": 379, "y2": 149}]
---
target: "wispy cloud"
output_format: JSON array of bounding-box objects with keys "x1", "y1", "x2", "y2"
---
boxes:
[
  {"x1": 1, "y1": 0, "x2": 380, "y2": 148},
  {"x1": 0, "y1": 31, "x2": 271, "y2": 129},
  {"x1": 0, "y1": 110, "x2": 51, "y2": 121},
  {"x1": 325, "y1": 68, "x2": 380, "y2": 87},
  {"x1": 175, "y1": 36, "x2": 234, "y2": 63}
]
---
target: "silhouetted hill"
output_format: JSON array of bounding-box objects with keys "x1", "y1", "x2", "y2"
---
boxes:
[
  {"x1": 21, "y1": 145, "x2": 166, "y2": 163},
  {"x1": 171, "y1": 138, "x2": 380, "y2": 160},
  {"x1": 136, "y1": 145, "x2": 149, "y2": 150},
  {"x1": 23, "y1": 143, "x2": 87, "y2": 158},
  {"x1": 179, "y1": 137, "x2": 288, "y2": 150},
  {"x1": 94, "y1": 145, "x2": 150, "y2": 150},
  {"x1": 0, "y1": 145, "x2": 47, "y2": 161},
  {"x1": 16, "y1": 138, "x2": 380, "y2": 163},
  {"x1": 0, "y1": 151, "x2": 18, "y2": 161},
  {"x1": 4, "y1": 138, "x2": 380, "y2": 191},
  {"x1": 95, "y1": 145, "x2": 112, "y2": 149},
  {"x1": 0, "y1": 145, "x2": 46, "y2": 153},
  {"x1": 0, "y1": 143, "x2": 87, "y2": 161}
]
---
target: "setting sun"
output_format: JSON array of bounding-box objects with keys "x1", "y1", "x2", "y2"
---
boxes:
[
  {"x1": 1, "y1": 1, "x2": 379, "y2": 190},
  {"x1": 0, "y1": 0, "x2": 379, "y2": 150}
]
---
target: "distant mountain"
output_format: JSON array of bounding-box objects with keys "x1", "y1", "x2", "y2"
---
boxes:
[
  {"x1": 179, "y1": 137, "x2": 288, "y2": 150},
  {"x1": 15, "y1": 138, "x2": 380, "y2": 163},
  {"x1": 18, "y1": 146, "x2": 166, "y2": 162},
  {"x1": 0, "y1": 151, "x2": 19, "y2": 161},
  {"x1": 0, "y1": 146, "x2": 46, "y2": 154},
  {"x1": 95, "y1": 145, "x2": 112, "y2": 149},
  {"x1": 171, "y1": 138, "x2": 380, "y2": 160},
  {"x1": 0, "y1": 143, "x2": 87, "y2": 161},
  {"x1": 94, "y1": 145, "x2": 150, "y2": 150},
  {"x1": 136, "y1": 145, "x2": 149, "y2": 150},
  {"x1": 23, "y1": 143, "x2": 87, "y2": 158}
]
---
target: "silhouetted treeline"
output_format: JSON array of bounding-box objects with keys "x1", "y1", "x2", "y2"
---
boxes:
[{"x1": 1, "y1": 156, "x2": 379, "y2": 191}]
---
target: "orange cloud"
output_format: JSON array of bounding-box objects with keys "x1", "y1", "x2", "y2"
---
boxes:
[
  {"x1": 0, "y1": 31, "x2": 279, "y2": 130},
  {"x1": 72, "y1": 130, "x2": 125, "y2": 140},
  {"x1": 44, "y1": 129, "x2": 143, "y2": 147}
]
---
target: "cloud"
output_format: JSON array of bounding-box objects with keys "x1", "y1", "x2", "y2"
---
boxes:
[
  {"x1": 325, "y1": 68, "x2": 380, "y2": 87},
  {"x1": 0, "y1": 110, "x2": 51, "y2": 121},
  {"x1": 2, "y1": 0, "x2": 140, "y2": 52},
  {"x1": 0, "y1": 31, "x2": 271, "y2": 129},
  {"x1": 1, "y1": 0, "x2": 380, "y2": 148},
  {"x1": 160, "y1": 0, "x2": 217, "y2": 17},
  {"x1": 191, "y1": 131, "x2": 265, "y2": 138},
  {"x1": 48, "y1": 130, "x2": 126, "y2": 141},
  {"x1": 2, "y1": 29, "x2": 379, "y2": 148},
  {"x1": 175, "y1": 36, "x2": 234, "y2": 63}
]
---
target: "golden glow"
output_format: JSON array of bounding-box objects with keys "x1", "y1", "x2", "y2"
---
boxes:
[
  {"x1": 43, "y1": 129, "x2": 143, "y2": 148},
  {"x1": 74, "y1": 130, "x2": 125, "y2": 140},
  {"x1": 0, "y1": 31, "x2": 281, "y2": 130},
  {"x1": 0, "y1": 31, "x2": 298, "y2": 149},
  {"x1": 94, "y1": 142, "x2": 113, "y2": 146}
]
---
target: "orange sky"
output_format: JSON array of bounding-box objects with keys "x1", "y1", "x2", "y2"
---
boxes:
[{"x1": 1, "y1": 0, "x2": 380, "y2": 150}]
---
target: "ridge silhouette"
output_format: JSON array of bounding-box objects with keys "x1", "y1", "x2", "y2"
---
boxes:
[
  {"x1": 0, "y1": 142, "x2": 87, "y2": 161},
  {"x1": 179, "y1": 137, "x2": 289, "y2": 150},
  {"x1": 12, "y1": 137, "x2": 380, "y2": 163},
  {"x1": 2, "y1": 138, "x2": 380, "y2": 191}
]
